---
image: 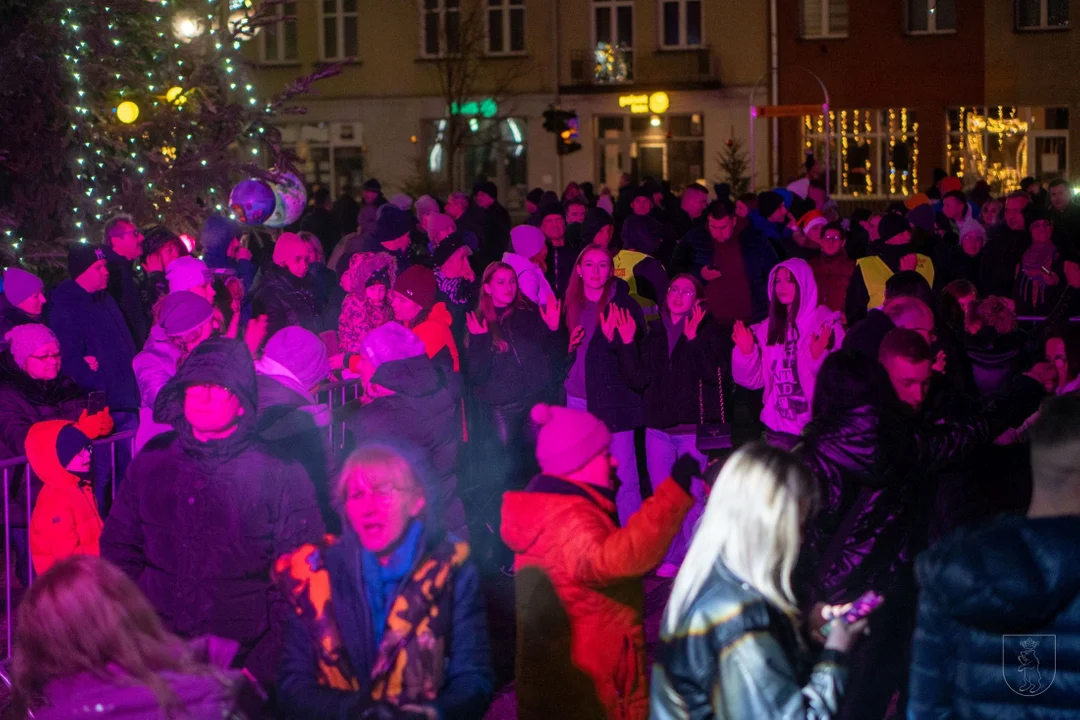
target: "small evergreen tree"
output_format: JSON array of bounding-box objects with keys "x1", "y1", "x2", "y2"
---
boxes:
[{"x1": 716, "y1": 136, "x2": 750, "y2": 196}]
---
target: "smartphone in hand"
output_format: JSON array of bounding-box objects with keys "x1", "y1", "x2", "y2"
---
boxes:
[{"x1": 87, "y1": 391, "x2": 107, "y2": 415}]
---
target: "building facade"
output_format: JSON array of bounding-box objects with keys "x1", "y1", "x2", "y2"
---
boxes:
[
  {"x1": 777, "y1": 0, "x2": 1079, "y2": 201},
  {"x1": 246, "y1": 0, "x2": 769, "y2": 211}
]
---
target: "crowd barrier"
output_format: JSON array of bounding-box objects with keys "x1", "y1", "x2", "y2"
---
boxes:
[{"x1": 0, "y1": 378, "x2": 364, "y2": 659}]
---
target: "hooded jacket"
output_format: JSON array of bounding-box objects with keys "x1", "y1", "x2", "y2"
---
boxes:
[
  {"x1": 502, "y1": 251, "x2": 555, "y2": 307},
  {"x1": 909, "y1": 514, "x2": 1080, "y2": 718},
  {"x1": 251, "y1": 263, "x2": 324, "y2": 338},
  {"x1": 731, "y1": 258, "x2": 845, "y2": 436},
  {"x1": 48, "y1": 279, "x2": 139, "y2": 412},
  {"x1": 100, "y1": 337, "x2": 325, "y2": 687},
  {"x1": 342, "y1": 354, "x2": 466, "y2": 537},
  {"x1": 27, "y1": 419, "x2": 102, "y2": 574},
  {"x1": 0, "y1": 353, "x2": 85, "y2": 459},
  {"x1": 502, "y1": 474, "x2": 693, "y2": 720}
]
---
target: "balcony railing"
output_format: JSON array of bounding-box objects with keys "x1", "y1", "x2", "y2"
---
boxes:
[{"x1": 568, "y1": 46, "x2": 720, "y2": 88}]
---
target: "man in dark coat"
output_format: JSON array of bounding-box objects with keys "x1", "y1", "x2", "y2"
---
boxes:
[
  {"x1": 334, "y1": 185, "x2": 361, "y2": 236},
  {"x1": 342, "y1": 322, "x2": 466, "y2": 539},
  {"x1": 798, "y1": 349, "x2": 1046, "y2": 720},
  {"x1": 446, "y1": 191, "x2": 487, "y2": 257},
  {"x1": 979, "y1": 192, "x2": 1032, "y2": 298},
  {"x1": 49, "y1": 244, "x2": 139, "y2": 419},
  {"x1": 140, "y1": 226, "x2": 189, "y2": 312},
  {"x1": 909, "y1": 393, "x2": 1080, "y2": 718},
  {"x1": 100, "y1": 336, "x2": 325, "y2": 688},
  {"x1": 473, "y1": 180, "x2": 511, "y2": 269},
  {"x1": 102, "y1": 215, "x2": 151, "y2": 349}
]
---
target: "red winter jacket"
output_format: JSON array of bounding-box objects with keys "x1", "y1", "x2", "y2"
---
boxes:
[
  {"x1": 501, "y1": 475, "x2": 692, "y2": 720},
  {"x1": 27, "y1": 420, "x2": 103, "y2": 574}
]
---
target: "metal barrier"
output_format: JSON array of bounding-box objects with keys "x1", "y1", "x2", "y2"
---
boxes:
[
  {"x1": 1, "y1": 429, "x2": 136, "y2": 659},
  {"x1": 314, "y1": 378, "x2": 363, "y2": 451}
]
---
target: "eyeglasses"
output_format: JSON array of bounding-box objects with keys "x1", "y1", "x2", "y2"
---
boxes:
[
  {"x1": 823, "y1": 234, "x2": 844, "y2": 242},
  {"x1": 667, "y1": 287, "x2": 696, "y2": 298},
  {"x1": 29, "y1": 352, "x2": 61, "y2": 362}
]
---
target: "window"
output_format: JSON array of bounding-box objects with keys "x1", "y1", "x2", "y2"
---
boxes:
[
  {"x1": 595, "y1": 114, "x2": 704, "y2": 189},
  {"x1": 660, "y1": 0, "x2": 703, "y2": 48},
  {"x1": 947, "y1": 106, "x2": 1070, "y2": 194},
  {"x1": 1016, "y1": 0, "x2": 1069, "y2": 30},
  {"x1": 260, "y1": 1, "x2": 298, "y2": 63},
  {"x1": 594, "y1": 0, "x2": 634, "y2": 49},
  {"x1": 422, "y1": 0, "x2": 461, "y2": 57},
  {"x1": 320, "y1": 0, "x2": 358, "y2": 61},
  {"x1": 802, "y1": 109, "x2": 919, "y2": 197},
  {"x1": 488, "y1": 0, "x2": 525, "y2": 55},
  {"x1": 801, "y1": 0, "x2": 849, "y2": 38},
  {"x1": 908, "y1": 0, "x2": 956, "y2": 33}
]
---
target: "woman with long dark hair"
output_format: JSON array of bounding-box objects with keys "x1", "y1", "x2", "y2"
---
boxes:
[
  {"x1": 732, "y1": 258, "x2": 844, "y2": 449},
  {"x1": 563, "y1": 244, "x2": 646, "y2": 525},
  {"x1": 12, "y1": 555, "x2": 245, "y2": 718},
  {"x1": 465, "y1": 262, "x2": 565, "y2": 502},
  {"x1": 615, "y1": 272, "x2": 728, "y2": 576}
]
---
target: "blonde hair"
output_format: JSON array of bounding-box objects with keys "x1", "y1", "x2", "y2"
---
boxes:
[
  {"x1": 298, "y1": 230, "x2": 325, "y2": 264},
  {"x1": 663, "y1": 443, "x2": 817, "y2": 635},
  {"x1": 334, "y1": 445, "x2": 426, "y2": 510},
  {"x1": 12, "y1": 556, "x2": 225, "y2": 718}
]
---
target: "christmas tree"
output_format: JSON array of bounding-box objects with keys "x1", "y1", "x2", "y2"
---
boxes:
[
  {"x1": 0, "y1": 0, "x2": 337, "y2": 265},
  {"x1": 716, "y1": 136, "x2": 750, "y2": 196}
]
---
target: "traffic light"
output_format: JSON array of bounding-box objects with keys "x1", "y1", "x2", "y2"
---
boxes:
[{"x1": 542, "y1": 105, "x2": 582, "y2": 155}]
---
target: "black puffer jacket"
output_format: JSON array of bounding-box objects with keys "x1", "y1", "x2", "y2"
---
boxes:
[
  {"x1": 798, "y1": 378, "x2": 1044, "y2": 607},
  {"x1": 574, "y1": 280, "x2": 646, "y2": 433},
  {"x1": 909, "y1": 515, "x2": 1080, "y2": 718},
  {"x1": 466, "y1": 303, "x2": 566, "y2": 408},
  {"x1": 616, "y1": 315, "x2": 729, "y2": 430},
  {"x1": 100, "y1": 337, "x2": 325, "y2": 687},
  {"x1": 251, "y1": 264, "x2": 323, "y2": 337},
  {"x1": 342, "y1": 353, "x2": 465, "y2": 537},
  {"x1": 0, "y1": 353, "x2": 85, "y2": 459}
]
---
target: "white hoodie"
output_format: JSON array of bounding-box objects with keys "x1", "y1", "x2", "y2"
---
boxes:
[
  {"x1": 732, "y1": 258, "x2": 846, "y2": 436},
  {"x1": 502, "y1": 251, "x2": 554, "y2": 307}
]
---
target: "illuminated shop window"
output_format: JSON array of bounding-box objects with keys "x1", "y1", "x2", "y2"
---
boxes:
[{"x1": 801, "y1": 108, "x2": 919, "y2": 198}]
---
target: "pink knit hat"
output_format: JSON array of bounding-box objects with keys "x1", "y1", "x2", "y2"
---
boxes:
[
  {"x1": 273, "y1": 232, "x2": 309, "y2": 265},
  {"x1": 531, "y1": 403, "x2": 612, "y2": 476}
]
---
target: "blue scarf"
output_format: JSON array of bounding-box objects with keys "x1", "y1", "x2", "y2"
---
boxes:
[{"x1": 353, "y1": 520, "x2": 425, "y2": 647}]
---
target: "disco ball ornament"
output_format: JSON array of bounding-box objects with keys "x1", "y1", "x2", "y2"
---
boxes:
[
  {"x1": 264, "y1": 171, "x2": 308, "y2": 227},
  {"x1": 229, "y1": 179, "x2": 276, "y2": 225}
]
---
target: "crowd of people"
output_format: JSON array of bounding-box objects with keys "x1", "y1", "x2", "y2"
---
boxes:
[{"x1": 3, "y1": 167, "x2": 1080, "y2": 719}]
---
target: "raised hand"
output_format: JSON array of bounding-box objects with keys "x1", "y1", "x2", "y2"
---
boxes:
[
  {"x1": 244, "y1": 315, "x2": 269, "y2": 356},
  {"x1": 1066, "y1": 260, "x2": 1080, "y2": 289},
  {"x1": 83, "y1": 356, "x2": 99, "y2": 372},
  {"x1": 932, "y1": 349, "x2": 947, "y2": 374},
  {"x1": 900, "y1": 253, "x2": 918, "y2": 272},
  {"x1": 600, "y1": 306, "x2": 618, "y2": 342},
  {"x1": 615, "y1": 307, "x2": 637, "y2": 344},
  {"x1": 540, "y1": 295, "x2": 562, "y2": 331},
  {"x1": 684, "y1": 303, "x2": 706, "y2": 341},
  {"x1": 732, "y1": 321, "x2": 755, "y2": 355},
  {"x1": 568, "y1": 325, "x2": 586, "y2": 353},
  {"x1": 466, "y1": 311, "x2": 489, "y2": 335},
  {"x1": 810, "y1": 321, "x2": 834, "y2": 360},
  {"x1": 701, "y1": 266, "x2": 723, "y2": 282}
]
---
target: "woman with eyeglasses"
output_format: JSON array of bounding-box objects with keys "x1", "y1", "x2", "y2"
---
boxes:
[
  {"x1": 276, "y1": 444, "x2": 494, "y2": 720},
  {"x1": 807, "y1": 222, "x2": 856, "y2": 317},
  {"x1": 614, "y1": 273, "x2": 729, "y2": 577}
]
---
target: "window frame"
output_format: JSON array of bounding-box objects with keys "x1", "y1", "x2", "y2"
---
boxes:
[
  {"x1": 259, "y1": 0, "x2": 299, "y2": 64},
  {"x1": 486, "y1": 0, "x2": 527, "y2": 56},
  {"x1": 592, "y1": 0, "x2": 636, "y2": 50},
  {"x1": 420, "y1": 0, "x2": 462, "y2": 59},
  {"x1": 1015, "y1": 0, "x2": 1070, "y2": 31},
  {"x1": 318, "y1": 0, "x2": 359, "y2": 62},
  {"x1": 802, "y1": 108, "x2": 919, "y2": 198},
  {"x1": 658, "y1": 0, "x2": 704, "y2": 49},
  {"x1": 800, "y1": 0, "x2": 849, "y2": 40},
  {"x1": 906, "y1": 0, "x2": 957, "y2": 35}
]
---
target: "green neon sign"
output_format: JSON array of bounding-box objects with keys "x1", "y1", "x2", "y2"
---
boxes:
[{"x1": 449, "y1": 98, "x2": 498, "y2": 118}]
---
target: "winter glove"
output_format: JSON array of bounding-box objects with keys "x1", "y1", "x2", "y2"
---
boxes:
[
  {"x1": 671, "y1": 454, "x2": 703, "y2": 495},
  {"x1": 75, "y1": 408, "x2": 114, "y2": 439}
]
